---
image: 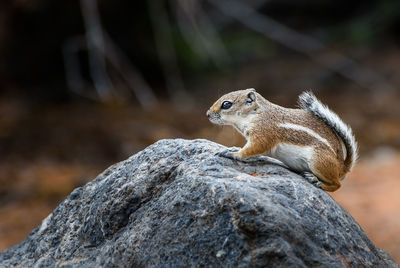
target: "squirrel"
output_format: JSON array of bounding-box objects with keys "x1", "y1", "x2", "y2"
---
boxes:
[{"x1": 206, "y1": 88, "x2": 358, "y2": 192}]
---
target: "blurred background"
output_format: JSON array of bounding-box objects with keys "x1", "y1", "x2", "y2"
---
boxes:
[{"x1": 0, "y1": 0, "x2": 399, "y2": 262}]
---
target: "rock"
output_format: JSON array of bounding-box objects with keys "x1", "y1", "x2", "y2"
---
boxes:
[{"x1": 0, "y1": 139, "x2": 398, "y2": 267}]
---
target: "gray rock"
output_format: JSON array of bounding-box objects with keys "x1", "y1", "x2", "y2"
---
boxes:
[{"x1": 0, "y1": 139, "x2": 398, "y2": 267}]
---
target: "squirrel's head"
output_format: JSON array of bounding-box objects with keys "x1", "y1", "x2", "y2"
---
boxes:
[{"x1": 206, "y1": 88, "x2": 260, "y2": 127}]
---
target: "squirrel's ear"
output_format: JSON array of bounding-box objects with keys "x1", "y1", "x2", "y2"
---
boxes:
[{"x1": 246, "y1": 91, "x2": 256, "y2": 104}]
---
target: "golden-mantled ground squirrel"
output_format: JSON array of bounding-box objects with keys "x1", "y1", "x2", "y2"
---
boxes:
[{"x1": 206, "y1": 88, "x2": 358, "y2": 192}]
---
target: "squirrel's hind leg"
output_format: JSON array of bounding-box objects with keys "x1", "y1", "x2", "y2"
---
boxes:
[
  {"x1": 302, "y1": 171, "x2": 320, "y2": 184},
  {"x1": 306, "y1": 153, "x2": 342, "y2": 191},
  {"x1": 301, "y1": 171, "x2": 340, "y2": 191}
]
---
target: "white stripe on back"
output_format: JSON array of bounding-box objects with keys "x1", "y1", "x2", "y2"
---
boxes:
[{"x1": 279, "y1": 122, "x2": 334, "y2": 152}]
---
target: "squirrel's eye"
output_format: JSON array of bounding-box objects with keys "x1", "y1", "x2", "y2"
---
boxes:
[{"x1": 221, "y1": 101, "x2": 232, "y2": 110}]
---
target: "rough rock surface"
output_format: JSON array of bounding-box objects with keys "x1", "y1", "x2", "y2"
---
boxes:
[{"x1": 0, "y1": 139, "x2": 398, "y2": 267}]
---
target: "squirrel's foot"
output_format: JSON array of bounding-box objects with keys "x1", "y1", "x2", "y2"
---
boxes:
[
  {"x1": 301, "y1": 171, "x2": 323, "y2": 189},
  {"x1": 216, "y1": 147, "x2": 243, "y2": 161},
  {"x1": 216, "y1": 148, "x2": 265, "y2": 163}
]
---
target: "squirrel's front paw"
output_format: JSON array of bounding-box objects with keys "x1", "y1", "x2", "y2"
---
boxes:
[{"x1": 216, "y1": 147, "x2": 242, "y2": 161}]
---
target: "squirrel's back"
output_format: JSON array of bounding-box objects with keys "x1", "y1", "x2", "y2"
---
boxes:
[{"x1": 298, "y1": 91, "x2": 358, "y2": 173}]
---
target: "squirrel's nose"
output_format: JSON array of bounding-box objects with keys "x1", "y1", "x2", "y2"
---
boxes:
[{"x1": 206, "y1": 110, "x2": 211, "y2": 117}]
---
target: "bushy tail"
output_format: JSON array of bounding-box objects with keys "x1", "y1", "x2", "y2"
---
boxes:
[{"x1": 298, "y1": 91, "x2": 358, "y2": 174}]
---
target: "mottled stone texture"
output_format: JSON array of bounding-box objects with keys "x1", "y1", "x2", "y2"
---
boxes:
[{"x1": 0, "y1": 139, "x2": 398, "y2": 267}]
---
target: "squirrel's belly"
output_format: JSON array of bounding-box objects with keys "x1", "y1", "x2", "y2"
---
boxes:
[{"x1": 270, "y1": 143, "x2": 313, "y2": 172}]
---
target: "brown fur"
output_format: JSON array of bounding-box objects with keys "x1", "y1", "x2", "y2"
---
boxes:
[{"x1": 207, "y1": 88, "x2": 352, "y2": 192}]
